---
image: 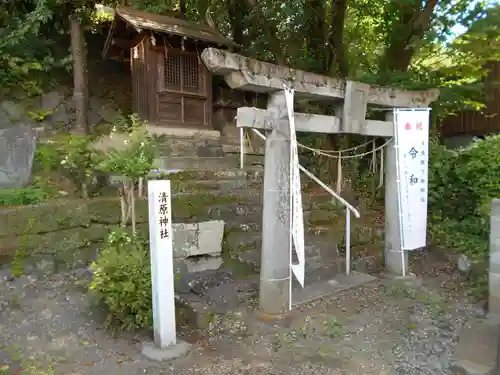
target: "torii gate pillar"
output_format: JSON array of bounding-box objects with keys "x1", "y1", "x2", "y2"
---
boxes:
[
  {"x1": 384, "y1": 111, "x2": 408, "y2": 275},
  {"x1": 259, "y1": 92, "x2": 292, "y2": 316}
]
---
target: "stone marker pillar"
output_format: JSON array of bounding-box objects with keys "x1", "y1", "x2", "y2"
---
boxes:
[
  {"x1": 384, "y1": 111, "x2": 408, "y2": 276},
  {"x1": 0, "y1": 125, "x2": 37, "y2": 188},
  {"x1": 259, "y1": 92, "x2": 291, "y2": 316},
  {"x1": 489, "y1": 199, "x2": 500, "y2": 323}
]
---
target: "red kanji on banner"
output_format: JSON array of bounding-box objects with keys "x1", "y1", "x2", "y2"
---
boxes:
[
  {"x1": 416, "y1": 121, "x2": 423, "y2": 130},
  {"x1": 405, "y1": 122, "x2": 411, "y2": 130}
]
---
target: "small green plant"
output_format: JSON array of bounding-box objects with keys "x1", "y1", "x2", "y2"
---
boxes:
[
  {"x1": 95, "y1": 114, "x2": 157, "y2": 234},
  {"x1": 323, "y1": 317, "x2": 342, "y2": 338},
  {"x1": 27, "y1": 108, "x2": 53, "y2": 122},
  {"x1": 88, "y1": 228, "x2": 153, "y2": 331},
  {"x1": 0, "y1": 178, "x2": 59, "y2": 206},
  {"x1": 34, "y1": 142, "x2": 60, "y2": 173}
]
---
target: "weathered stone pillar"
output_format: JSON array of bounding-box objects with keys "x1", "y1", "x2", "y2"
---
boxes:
[
  {"x1": 259, "y1": 92, "x2": 291, "y2": 316},
  {"x1": 489, "y1": 199, "x2": 500, "y2": 323},
  {"x1": 384, "y1": 111, "x2": 408, "y2": 275}
]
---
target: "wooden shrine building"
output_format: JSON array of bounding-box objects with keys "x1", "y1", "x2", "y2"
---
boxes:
[{"x1": 102, "y1": 6, "x2": 236, "y2": 131}]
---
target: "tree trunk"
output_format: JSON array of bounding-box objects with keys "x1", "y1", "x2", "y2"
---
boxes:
[
  {"x1": 179, "y1": 0, "x2": 186, "y2": 19},
  {"x1": 306, "y1": 0, "x2": 327, "y2": 72},
  {"x1": 70, "y1": 16, "x2": 89, "y2": 135},
  {"x1": 131, "y1": 182, "x2": 136, "y2": 235},
  {"x1": 228, "y1": 0, "x2": 248, "y2": 48},
  {"x1": 327, "y1": 0, "x2": 348, "y2": 77},
  {"x1": 381, "y1": 0, "x2": 438, "y2": 72}
]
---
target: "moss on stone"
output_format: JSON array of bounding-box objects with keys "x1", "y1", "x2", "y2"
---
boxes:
[
  {"x1": 171, "y1": 193, "x2": 241, "y2": 219},
  {"x1": 0, "y1": 200, "x2": 90, "y2": 237}
]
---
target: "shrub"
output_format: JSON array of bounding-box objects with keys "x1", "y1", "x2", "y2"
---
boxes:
[
  {"x1": 88, "y1": 229, "x2": 153, "y2": 330},
  {"x1": 428, "y1": 135, "x2": 500, "y2": 296},
  {"x1": 95, "y1": 114, "x2": 157, "y2": 233},
  {"x1": 34, "y1": 135, "x2": 98, "y2": 199}
]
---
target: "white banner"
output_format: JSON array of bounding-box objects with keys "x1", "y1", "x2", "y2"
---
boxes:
[
  {"x1": 283, "y1": 86, "x2": 305, "y2": 287},
  {"x1": 394, "y1": 108, "x2": 431, "y2": 251}
]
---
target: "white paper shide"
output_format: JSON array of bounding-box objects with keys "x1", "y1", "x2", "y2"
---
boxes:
[
  {"x1": 394, "y1": 109, "x2": 431, "y2": 251},
  {"x1": 283, "y1": 86, "x2": 305, "y2": 288}
]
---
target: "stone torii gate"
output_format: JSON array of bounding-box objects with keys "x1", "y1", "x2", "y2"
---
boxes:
[{"x1": 201, "y1": 47, "x2": 439, "y2": 317}]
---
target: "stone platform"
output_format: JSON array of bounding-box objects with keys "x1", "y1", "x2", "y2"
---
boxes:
[{"x1": 174, "y1": 263, "x2": 378, "y2": 337}]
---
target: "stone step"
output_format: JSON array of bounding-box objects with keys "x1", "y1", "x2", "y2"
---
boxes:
[
  {"x1": 170, "y1": 178, "x2": 262, "y2": 194},
  {"x1": 148, "y1": 165, "x2": 263, "y2": 184},
  {"x1": 450, "y1": 319, "x2": 500, "y2": 375},
  {"x1": 222, "y1": 143, "x2": 265, "y2": 156},
  {"x1": 155, "y1": 155, "x2": 263, "y2": 171},
  {"x1": 155, "y1": 130, "x2": 224, "y2": 158}
]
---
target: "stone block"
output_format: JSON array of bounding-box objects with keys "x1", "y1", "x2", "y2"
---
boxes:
[
  {"x1": 0, "y1": 101, "x2": 25, "y2": 123},
  {"x1": 450, "y1": 319, "x2": 500, "y2": 375},
  {"x1": 49, "y1": 102, "x2": 73, "y2": 127},
  {"x1": 184, "y1": 256, "x2": 223, "y2": 273},
  {"x1": 172, "y1": 220, "x2": 224, "y2": 259},
  {"x1": 0, "y1": 125, "x2": 37, "y2": 187},
  {"x1": 41, "y1": 91, "x2": 64, "y2": 111}
]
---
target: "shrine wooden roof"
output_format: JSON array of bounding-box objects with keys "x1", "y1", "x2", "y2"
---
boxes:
[{"x1": 115, "y1": 6, "x2": 235, "y2": 47}]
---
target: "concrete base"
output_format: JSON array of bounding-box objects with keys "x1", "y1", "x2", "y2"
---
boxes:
[
  {"x1": 141, "y1": 340, "x2": 191, "y2": 362},
  {"x1": 450, "y1": 319, "x2": 500, "y2": 375}
]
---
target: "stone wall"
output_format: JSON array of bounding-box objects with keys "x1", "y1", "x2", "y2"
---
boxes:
[
  {"x1": 0, "y1": 90, "x2": 121, "y2": 135},
  {"x1": 0, "y1": 192, "x2": 242, "y2": 275}
]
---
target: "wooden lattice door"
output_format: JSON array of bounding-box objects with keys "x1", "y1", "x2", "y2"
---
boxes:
[{"x1": 158, "y1": 50, "x2": 208, "y2": 127}]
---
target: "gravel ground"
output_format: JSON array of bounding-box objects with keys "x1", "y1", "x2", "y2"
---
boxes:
[{"x1": 0, "y1": 252, "x2": 485, "y2": 375}]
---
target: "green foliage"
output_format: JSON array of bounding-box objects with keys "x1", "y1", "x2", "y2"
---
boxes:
[
  {"x1": 0, "y1": 0, "x2": 71, "y2": 97},
  {"x1": 95, "y1": 114, "x2": 157, "y2": 231},
  {"x1": 0, "y1": 178, "x2": 59, "y2": 206},
  {"x1": 58, "y1": 134, "x2": 98, "y2": 199},
  {"x1": 428, "y1": 135, "x2": 500, "y2": 296},
  {"x1": 34, "y1": 142, "x2": 61, "y2": 173},
  {"x1": 33, "y1": 136, "x2": 99, "y2": 198},
  {"x1": 95, "y1": 114, "x2": 157, "y2": 180},
  {"x1": 88, "y1": 228, "x2": 153, "y2": 330}
]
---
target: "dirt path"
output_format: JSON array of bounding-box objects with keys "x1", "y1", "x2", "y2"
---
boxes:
[{"x1": 0, "y1": 252, "x2": 484, "y2": 375}]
